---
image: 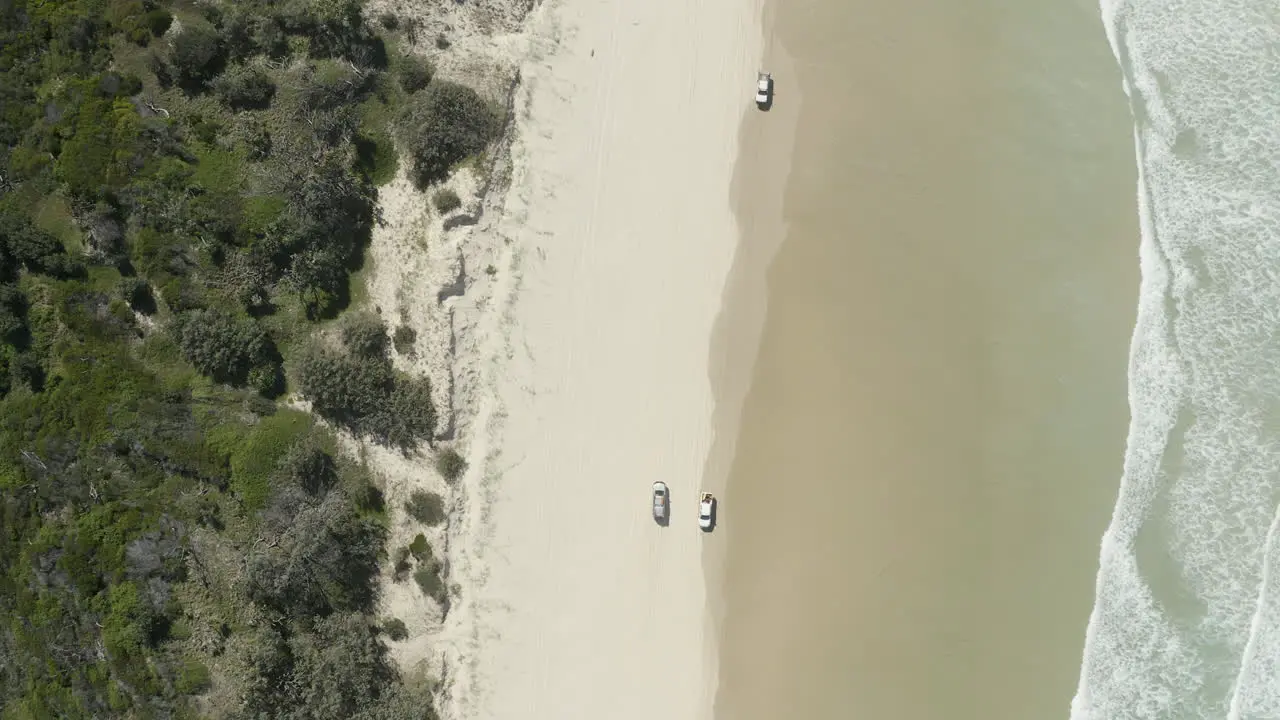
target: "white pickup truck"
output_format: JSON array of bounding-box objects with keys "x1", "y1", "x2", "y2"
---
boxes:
[
  {"x1": 755, "y1": 72, "x2": 773, "y2": 108},
  {"x1": 698, "y1": 492, "x2": 716, "y2": 531}
]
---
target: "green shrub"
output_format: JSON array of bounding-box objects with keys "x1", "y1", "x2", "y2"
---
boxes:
[
  {"x1": 170, "y1": 25, "x2": 226, "y2": 90},
  {"x1": 213, "y1": 63, "x2": 276, "y2": 110},
  {"x1": 295, "y1": 343, "x2": 393, "y2": 424},
  {"x1": 407, "y1": 533, "x2": 429, "y2": 561},
  {"x1": 382, "y1": 617, "x2": 408, "y2": 641},
  {"x1": 117, "y1": 277, "x2": 156, "y2": 314},
  {"x1": 160, "y1": 277, "x2": 201, "y2": 312},
  {"x1": 400, "y1": 81, "x2": 500, "y2": 188},
  {"x1": 277, "y1": 437, "x2": 339, "y2": 496},
  {"x1": 221, "y1": 7, "x2": 288, "y2": 60},
  {"x1": 435, "y1": 448, "x2": 466, "y2": 482},
  {"x1": 392, "y1": 325, "x2": 416, "y2": 356},
  {"x1": 296, "y1": 338, "x2": 436, "y2": 447},
  {"x1": 432, "y1": 189, "x2": 461, "y2": 214},
  {"x1": 301, "y1": 60, "x2": 371, "y2": 112},
  {"x1": 102, "y1": 582, "x2": 154, "y2": 659},
  {"x1": 397, "y1": 55, "x2": 432, "y2": 93},
  {"x1": 405, "y1": 490, "x2": 445, "y2": 526},
  {"x1": 175, "y1": 659, "x2": 211, "y2": 694},
  {"x1": 52, "y1": 90, "x2": 143, "y2": 197},
  {"x1": 187, "y1": 113, "x2": 222, "y2": 145},
  {"x1": 230, "y1": 410, "x2": 312, "y2": 510},
  {"x1": 276, "y1": 158, "x2": 375, "y2": 319},
  {"x1": 144, "y1": 9, "x2": 173, "y2": 37},
  {"x1": 0, "y1": 284, "x2": 26, "y2": 346},
  {"x1": 378, "y1": 374, "x2": 436, "y2": 448},
  {"x1": 391, "y1": 546, "x2": 412, "y2": 581},
  {"x1": 341, "y1": 312, "x2": 388, "y2": 358},
  {"x1": 413, "y1": 565, "x2": 445, "y2": 603},
  {"x1": 285, "y1": 613, "x2": 398, "y2": 718},
  {"x1": 354, "y1": 132, "x2": 397, "y2": 186},
  {"x1": 98, "y1": 72, "x2": 143, "y2": 97},
  {"x1": 248, "y1": 364, "x2": 284, "y2": 397},
  {"x1": 0, "y1": 210, "x2": 74, "y2": 274}
]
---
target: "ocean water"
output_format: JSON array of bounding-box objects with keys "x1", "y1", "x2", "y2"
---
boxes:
[
  {"x1": 713, "y1": 1, "x2": 1137, "y2": 718},
  {"x1": 1073, "y1": 1, "x2": 1280, "y2": 718}
]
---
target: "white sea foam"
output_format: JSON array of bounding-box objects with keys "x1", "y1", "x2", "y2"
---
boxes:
[{"x1": 1073, "y1": 1, "x2": 1280, "y2": 718}]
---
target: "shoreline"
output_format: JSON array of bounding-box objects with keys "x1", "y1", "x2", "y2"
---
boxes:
[
  {"x1": 702, "y1": 0, "x2": 798, "y2": 634},
  {"x1": 359, "y1": 0, "x2": 769, "y2": 716}
]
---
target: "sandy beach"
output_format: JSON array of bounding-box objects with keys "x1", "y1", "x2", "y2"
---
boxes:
[
  {"x1": 356, "y1": 0, "x2": 766, "y2": 716},
  {"x1": 441, "y1": 0, "x2": 763, "y2": 716}
]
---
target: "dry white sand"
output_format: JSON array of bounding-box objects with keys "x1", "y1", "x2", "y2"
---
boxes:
[{"x1": 358, "y1": 0, "x2": 765, "y2": 715}]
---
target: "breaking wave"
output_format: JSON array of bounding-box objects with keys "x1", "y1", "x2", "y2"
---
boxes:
[{"x1": 1072, "y1": 1, "x2": 1280, "y2": 718}]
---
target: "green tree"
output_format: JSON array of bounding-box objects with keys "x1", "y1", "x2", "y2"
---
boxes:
[
  {"x1": 0, "y1": 208, "x2": 83, "y2": 278},
  {"x1": 287, "y1": 612, "x2": 397, "y2": 720},
  {"x1": 399, "y1": 81, "x2": 499, "y2": 187},
  {"x1": 176, "y1": 308, "x2": 278, "y2": 386},
  {"x1": 276, "y1": 159, "x2": 375, "y2": 318},
  {"x1": 246, "y1": 491, "x2": 382, "y2": 616},
  {"x1": 170, "y1": 24, "x2": 225, "y2": 90},
  {"x1": 295, "y1": 343, "x2": 393, "y2": 425}
]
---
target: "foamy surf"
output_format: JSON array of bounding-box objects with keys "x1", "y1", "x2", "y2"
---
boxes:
[{"x1": 1073, "y1": 1, "x2": 1280, "y2": 718}]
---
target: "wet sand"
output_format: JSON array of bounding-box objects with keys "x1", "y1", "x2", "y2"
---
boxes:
[{"x1": 712, "y1": 1, "x2": 1138, "y2": 718}]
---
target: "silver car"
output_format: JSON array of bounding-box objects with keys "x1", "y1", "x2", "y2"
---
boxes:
[{"x1": 652, "y1": 481, "x2": 669, "y2": 524}]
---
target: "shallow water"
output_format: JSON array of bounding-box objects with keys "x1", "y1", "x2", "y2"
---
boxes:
[{"x1": 712, "y1": 0, "x2": 1137, "y2": 717}]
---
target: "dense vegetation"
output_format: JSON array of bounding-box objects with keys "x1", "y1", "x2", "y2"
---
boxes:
[{"x1": 0, "y1": 0, "x2": 500, "y2": 716}]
